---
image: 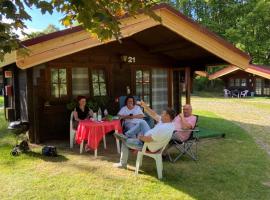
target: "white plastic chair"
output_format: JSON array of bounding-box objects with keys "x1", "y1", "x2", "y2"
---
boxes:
[
  {"x1": 135, "y1": 139, "x2": 170, "y2": 179},
  {"x1": 223, "y1": 89, "x2": 231, "y2": 97},
  {"x1": 70, "y1": 111, "x2": 76, "y2": 149},
  {"x1": 240, "y1": 90, "x2": 249, "y2": 98}
]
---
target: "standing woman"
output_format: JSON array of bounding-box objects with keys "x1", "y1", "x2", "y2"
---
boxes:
[{"x1": 73, "y1": 96, "x2": 92, "y2": 129}]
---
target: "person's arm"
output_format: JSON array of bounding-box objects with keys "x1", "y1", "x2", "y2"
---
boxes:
[
  {"x1": 118, "y1": 114, "x2": 133, "y2": 120},
  {"x1": 73, "y1": 110, "x2": 81, "y2": 121},
  {"x1": 179, "y1": 113, "x2": 193, "y2": 129},
  {"x1": 132, "y1": 114, "x2": 144, "y2": 119},
  {"x1": 137, "y1": 101, "x2": 160, "y2": 122},
  {"x1": 138, "y1": 135, "x2": 153, "y2": 142}
]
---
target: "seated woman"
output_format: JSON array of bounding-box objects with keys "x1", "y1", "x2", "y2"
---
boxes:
[
  {"x1": 118, "y1": 95, "x2": 145, "y2": 133},
  {"x1": 73, "y1": 95, "x2": 93, "y2": 129}
]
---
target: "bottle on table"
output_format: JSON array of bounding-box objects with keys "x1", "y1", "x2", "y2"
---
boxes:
[
  {"x1": 104, "y1": 109, "x2": 108, "y2": 117},
  {"x1": 97, "y1": 108, "x2": 102, "y2": 121}
]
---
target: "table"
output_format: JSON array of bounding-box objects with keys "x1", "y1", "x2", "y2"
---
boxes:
[{"x1": 75, "y1": 119, "x2": 122, "y2": 157}]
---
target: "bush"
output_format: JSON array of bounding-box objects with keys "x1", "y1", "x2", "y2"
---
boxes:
[{"x1": 193, "y1": 77, "x2": 224, "y2": 92}]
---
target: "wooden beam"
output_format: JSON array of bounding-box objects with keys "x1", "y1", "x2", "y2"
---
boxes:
[
  {"x1": 149, "y1": 41, "x2": 190, "y2": 53},
  {"x1": 185, "y1": 67, "x2": 191, "y2": 104},
  {"x1": 159, "y1": 9, "x2": 250, "y2": 69},
  {"x1": 16, "y1": 16, "x2": 159, "y2": 69}
]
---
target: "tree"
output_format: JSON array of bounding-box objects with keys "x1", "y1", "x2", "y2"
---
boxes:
[
  {"x1": 25, "y1": 24, "x2": 60, "y2": 39},
  {"x1": 0, "y1": 0, "x2": 159, "y2": 61},
  {"x1": 165, "y1": 0, "x2": 270, "y2": 65}
]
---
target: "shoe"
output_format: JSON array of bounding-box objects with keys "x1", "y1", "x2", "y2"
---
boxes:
[
  {"x1": 113, "y1": 162, "x2": 127, "y2": 169},
  {"x1": 114, "y1": 132, "x2": 127, "y2": 141},
  {"x1": 162, "y1": 154, "x2": 169, "y2": 161}
]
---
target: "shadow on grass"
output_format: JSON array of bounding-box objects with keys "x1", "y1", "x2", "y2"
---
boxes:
[
  {"x1": 1, "y1": 111, "x2": 270, "y2": 200},
  {"x1": 24, "y1": 151, "x2": 68, "y2": 162},
  {"x1": 96, "y1": 115, "x2": 270, "y2": 200}
]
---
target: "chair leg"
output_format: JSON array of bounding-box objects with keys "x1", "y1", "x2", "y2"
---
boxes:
[
  {"x1": 156, "y1": 156, "x2": 163, "y2": 179},
  {"x1": 135, "y1": 153, "x2": 143, "y2": 175},
  {"x1": 80, "y1": 141, "x2": 84, "y2": 154},
  {"x1": 94, "y1": 149, "x2": 97, "y2": 158},
  {"x1": 70, "y1": 131, "x2": 74, "y2": 149},
  {"x1": 139, "y1": 154, "x2": 143, "y2": 167},
  {"x1": 103, "y1": 135, "x2": 107, "y2": 149},
  {"x1": 173, "y1": 144, "x2": 186, "y2": 162},
  {"x1": 116, "y1": 138, "x2": 120, "y2": 154}
]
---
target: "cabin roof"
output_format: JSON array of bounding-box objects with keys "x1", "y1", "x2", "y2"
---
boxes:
[
  {"x1": 208, "y1": 64, "x2": 270, "y2": 80},
  {"x1": 0, "y1": 3, "x2": 251, "y2": 69}
]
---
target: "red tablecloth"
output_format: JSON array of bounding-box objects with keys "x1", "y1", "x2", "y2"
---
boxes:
[{"x1": 75, "y1": 120, "x2": 122, "y2": 150}]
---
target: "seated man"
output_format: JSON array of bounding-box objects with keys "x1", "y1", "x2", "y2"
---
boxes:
[
  {"x1": 172, "y1": 104, "x2": 197, "y2": 142},
  {"x1": 118, "y1": 95, "x2": 145, "y2": 133},
  {"x1": 113, "y1": 108, "x2": 176, "y2": 169}
]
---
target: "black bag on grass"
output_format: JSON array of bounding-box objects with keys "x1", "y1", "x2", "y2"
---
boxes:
[{"x1": 42, "y1": 146, "x2": 57, "y2": 157}]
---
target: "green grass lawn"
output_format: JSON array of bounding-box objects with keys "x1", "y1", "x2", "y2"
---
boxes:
[
  {"x1": 0, "y1": 108, "x2": 270, "y2": 199},
  {"x1": 0, "y1": 96, "x2": 3, "y2": 107}
]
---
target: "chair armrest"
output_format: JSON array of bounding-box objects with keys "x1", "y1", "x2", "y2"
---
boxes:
[
  {"x1": 141, "y1": 143, "x2": 148, "y2": 153},
  {"x1": 175, "y1": 129, "x2": 199, "y2": 132}
]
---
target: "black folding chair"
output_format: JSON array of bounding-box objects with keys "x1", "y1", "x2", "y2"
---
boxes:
[{"x1": 167, "y1": 115, "x2": 199, "y2": 162}]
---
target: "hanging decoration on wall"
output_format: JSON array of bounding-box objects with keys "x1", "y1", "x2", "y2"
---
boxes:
[{"x1": 4, "y1": 71, "x2": 12, "y2": 78}]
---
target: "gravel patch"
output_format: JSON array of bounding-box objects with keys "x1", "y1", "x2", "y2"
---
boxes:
[{"x1": 191, "y1": 97, "x2": 270, "y2": 156}]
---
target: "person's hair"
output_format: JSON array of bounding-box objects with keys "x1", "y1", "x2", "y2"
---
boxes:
[
  {"x1": 77, "y1": 95, "x2": 87, "y2": 102},
  {"x1": 165, "y1": 107, "x2": 176, "y2": 120},
  {"x1": 125, "y1": 95, "x2": 135, "y2": 106}
]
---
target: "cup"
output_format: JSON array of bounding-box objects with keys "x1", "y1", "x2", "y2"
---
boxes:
[{"x1": 93, "y1": 113, "x2": 97, "y2": 121}]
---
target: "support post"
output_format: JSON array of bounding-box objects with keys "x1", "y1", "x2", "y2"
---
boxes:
[{"x1": 185, "y1": 67, "x2": 191, "y2": 104}]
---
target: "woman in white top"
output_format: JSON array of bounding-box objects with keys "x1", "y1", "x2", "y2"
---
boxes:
[{"x1": 118, "y1": 96, "x2": 145, "y2": 130}]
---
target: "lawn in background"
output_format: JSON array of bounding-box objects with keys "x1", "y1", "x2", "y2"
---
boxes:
[
  {"x1": 0, "y1": 102, "x2": 270, "y2": 199},
  {"x1": 0, "y1": 96, "x2": 3, "y2": 107}
]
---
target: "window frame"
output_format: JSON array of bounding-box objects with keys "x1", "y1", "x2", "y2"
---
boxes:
[
  {"x1": 48, "y1": 65, "x2": 70, "y2": 101},
  {"x1": 89, "y1": 66, "x2": 108, "y2": 97},
  {"x1": 132, "y1": 67, "x2": 152, "y2": 107}
]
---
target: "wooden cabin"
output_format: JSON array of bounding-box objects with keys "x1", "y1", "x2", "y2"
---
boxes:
[
  {"x1": 0, "y1": 4, "x2": 252, "y2": 143},
  {"x1": 208, "y1": 65, "x2": 270, "y2": 96}
]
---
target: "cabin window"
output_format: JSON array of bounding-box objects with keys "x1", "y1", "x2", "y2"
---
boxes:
[
  {"x1": 72, "y1": 68, "x2": 89, "y2": 97},
  {"x1": 235, "y1": 78, "x2": 240, "y2": 86},
  {"x1": 50, "y1": 68, "x2": 67, "y2": 98},
  {"x1": 229, "y1": 78, "x2": 234, "y2": 87},
  {"x1": 255, "y1": 78, "x2": 262, "y2": 95},
  {"x1": 91, "y1": 69, "x2": 107, "y2": 96},
  {"x1": 152, "y1": 69, "x2": 168, "y2": 114},
  {"x1": 135, "y1": 69, "x2": 151, "y2": 105},
  {"x1": 241, "y1": 79, "x2": 246, "y2": 87},
  {"x1": 264, "y1": 79, "x2": 270, "y2": 95}
]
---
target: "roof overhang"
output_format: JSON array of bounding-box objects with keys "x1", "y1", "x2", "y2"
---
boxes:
[
  {"x1": 208, "y1": 65, "x2": 239, "y2": 80},
  {"x1": 0, "y1": 52, "x2": 16, "y2": 68},
  {"x1": 208, "y1": 64, "x2": 270, "y2": 80},
  {"x1": 0, "y1": 4, "x2": 251, "y2": 70}
]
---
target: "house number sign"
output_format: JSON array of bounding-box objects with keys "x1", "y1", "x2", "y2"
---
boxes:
[{"x1": 127, "y1": 56, "x2": 136, "y2": 63}]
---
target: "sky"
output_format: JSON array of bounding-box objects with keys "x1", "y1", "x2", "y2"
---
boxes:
[{"x1": 24, "y1": 6, "x2": 65, "y2": 32}]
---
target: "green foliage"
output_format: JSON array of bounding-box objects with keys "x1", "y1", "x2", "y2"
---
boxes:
[
  {"x1": 0, "y1": 0, "x2": 53, "y2": 60},
  {"x1": 87, "y1": 96, "x2": 119, "y2": 115},
  {"x1": 0, "y1": 0, "x2": 159, "y2": 61},
  {"x1": 193, "y1": 76, "x2": 224, "y2": 92},
  {"x1": 165, "y1": 0, "x2": 270, "y2": 65},
  {"x1": 66, "y1": 99, "x2": 77, "y2": 111},
  {"x1": 0, "y1": 96, "x2": 3, "y2": 107}
]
